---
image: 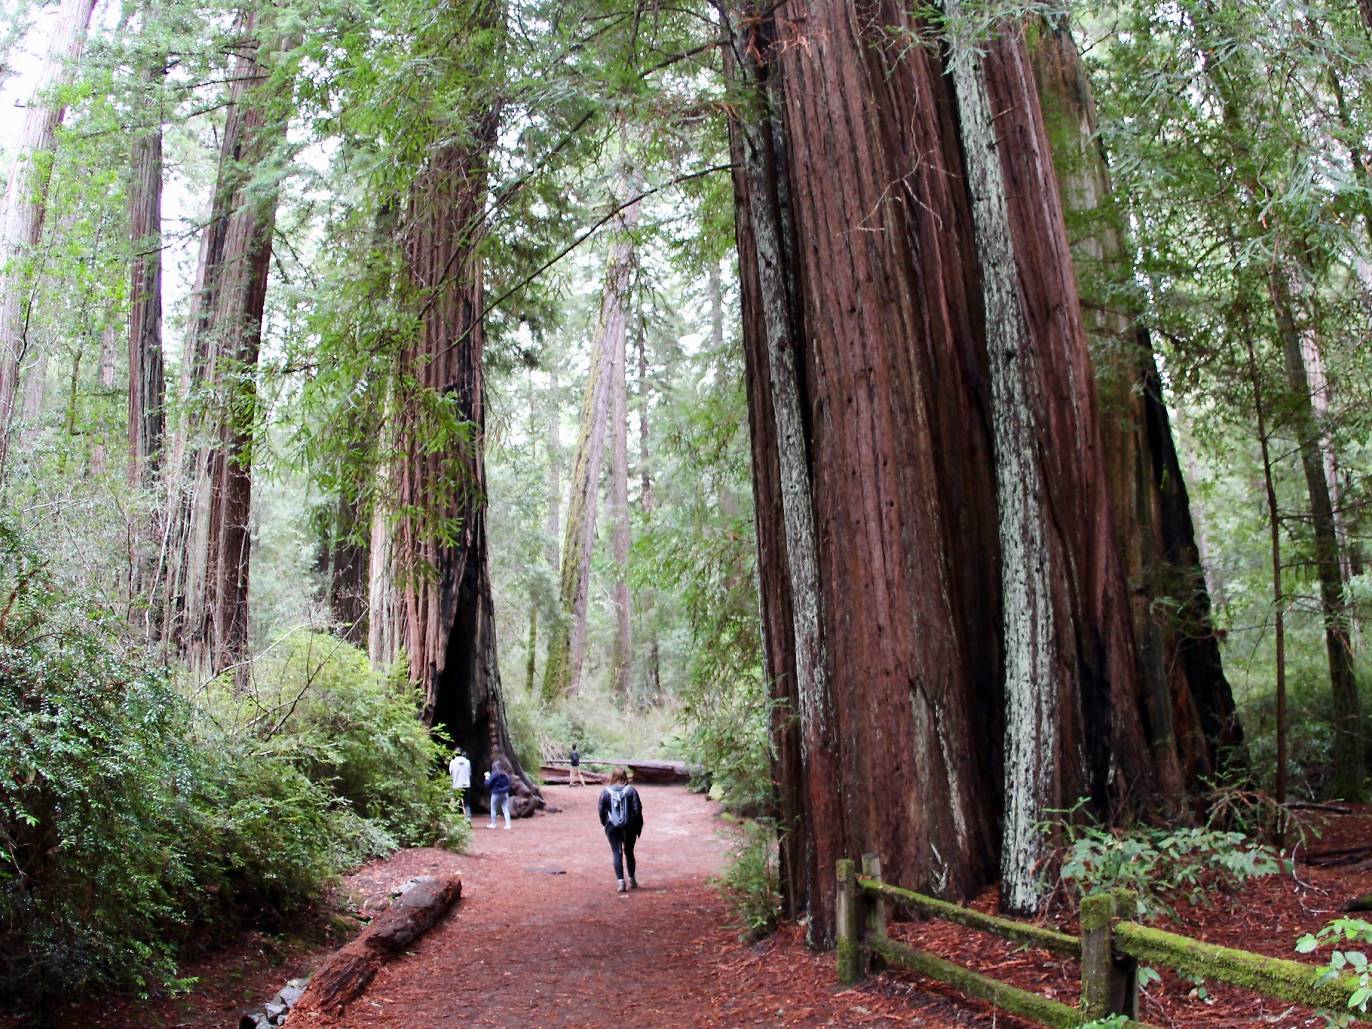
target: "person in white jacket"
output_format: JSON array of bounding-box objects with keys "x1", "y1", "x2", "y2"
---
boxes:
[{"x1": 448, "y1": 748, "x2": 472, "y2": 821}]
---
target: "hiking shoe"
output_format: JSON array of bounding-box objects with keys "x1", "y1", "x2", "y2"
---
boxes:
[
  {"x1": 616, "y1": 880, "x2": 627, "y2": 893},
  {"x1": 629, "y1": 878, "x2": 639, "y2": 889}
]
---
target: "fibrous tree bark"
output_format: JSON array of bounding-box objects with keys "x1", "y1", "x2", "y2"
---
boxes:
[
  {"x1": 635, "y1": 314, "x2": 661, "y2": 700},
  {"x1": 165, "y1": 12, "x2": 288, "y2": 680},
  {"x1": 0, "y1": 0, "x2": 99, "y2": 484},
  {"x1": 127, "y1": 3, "x2": 166, "y2": 490},
  {"x1": 374, "y1": 0, "x2": 541, "y2": 813},
  {"x1": 609, "y1": 267, "x2": 632, "y2": 701},
  {"x1": 1028, "y1": 21, "x2": 1243, "y2": 789},
  {"x1": 722, "y1": 0, "x2": 1243, "y2": 938},
  {"x1": 541, "y1": 173, "x2": 640, "y2": 701}
]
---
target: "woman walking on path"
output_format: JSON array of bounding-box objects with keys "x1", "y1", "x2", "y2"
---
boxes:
[
  {"x1": 598, "y1": 767, "x2": 644, "y2": 893},
  {"x1": 486, "y1": 760, "x2": 512, "y2": 830}
]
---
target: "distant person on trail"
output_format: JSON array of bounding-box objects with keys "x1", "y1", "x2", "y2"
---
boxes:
[
  {"x1": 569, "y1": 742, "x2": 584, "y2": 787},
  {"x1": 485, "y1": 759, "x2": 512, "y2": 830},
  {"x1": 449, "y1": 747, "x2": 472, "y2": 821},
  {"x1": 598, "y1": 767, "x2": 644, "y2": 894}
]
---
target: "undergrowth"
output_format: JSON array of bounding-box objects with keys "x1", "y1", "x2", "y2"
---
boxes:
[
  {"x1": 1043, "y1": 800, "x2": 1285, "y2": 920},
  {"x1": 714, "y1": 818, "x2": 782, "y2": 941},
  {"x1": 0, "y1": 526, "x2": 465, "y2": 1007}
]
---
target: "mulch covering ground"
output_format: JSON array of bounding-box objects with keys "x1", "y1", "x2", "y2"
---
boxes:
[{"x1": 19, "y1": 795, "x2": 1371, "y2": 1027}]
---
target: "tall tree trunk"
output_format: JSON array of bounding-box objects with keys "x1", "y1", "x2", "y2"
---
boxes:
[
  {"x1": 164, "y1": 13, "x2": 288, "y2": 679},
  {"x1": 1029, "y1": 22, "x2": 1242, "y2": 787},
  {"x1": 541, "y1": 175, "x2": 640, "y2": 701},
  {"x1": 0, "y1": 0, "x2": 98, "y2": 483},
  {"x1": 609, "y1": 268, "x2": 632, "y2": 700},
  {"x1": 1243, "y1": 327, "x2": 1288, "y2": 809},
  {"x1": 1269, "y1": 270, "x2": 1365, "y2": 800},
  {"x1": 1191, "y1": 0, "x2": 1363, "y2": 800},
  {"x1": 378, "y1": 1, "x2": 540, "y2": 812},
  {"x1": 128, "y1": 10, "x2": 165, "y2": 490},
  {"x1": 636, "y1": 314, "x2": 661, "y2": 700},
  {"x1": 723, "y1": 0, "x2": 1234, "y2": 938}
]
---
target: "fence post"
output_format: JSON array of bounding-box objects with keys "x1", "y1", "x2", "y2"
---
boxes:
[
  {"x1": 861, "y1": 852, "x2": 886, "y2": 970},
  {"x1": 1080, "y1": 891, "x2": 1139, "y2": 1019},
  {"x1": 836, "y1": 859, "x2": 861, "y2": 984}
]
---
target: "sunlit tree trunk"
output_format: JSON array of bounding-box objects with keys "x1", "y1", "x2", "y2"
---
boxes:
[
  {"x1": 542, "y1": 178, "x2": 640, "y2": 700},
  {"x1": 0, "y1": 0, "x2": 99, "y2": 484}
]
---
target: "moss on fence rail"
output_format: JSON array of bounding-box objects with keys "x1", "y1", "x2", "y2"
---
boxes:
[
  {"x1": 1114, "y1": 921, "x2": 1365, "y2": 1016},
  {"x1": 866, "y1": 935, "x2": 1085, "y2": 1028},
  {"x1": 857, "y1": 876, "x2": 1081, "y2": 957}
]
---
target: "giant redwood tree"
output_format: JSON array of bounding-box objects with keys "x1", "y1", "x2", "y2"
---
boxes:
[
  {"x1": 722, "y1": 0, "x2": 1242, "y2": 938},
  {"x1": 372, "y1": 0, "x2": 541, "y2": 813}
]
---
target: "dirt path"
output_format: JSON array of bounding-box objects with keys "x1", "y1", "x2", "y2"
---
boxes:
[
  {"x1": 337, "y1": 783, "x2": 734, "y2": 1026},
  {"x1": 328, "y1": 785, "x2": 998, "y2": 1028}
]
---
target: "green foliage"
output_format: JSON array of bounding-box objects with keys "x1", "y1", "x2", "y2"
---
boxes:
[
  {"x1": 0, "y1": 530, "x2": 464, "y2": 1005},
  {"x1": 1047, "y1": 805, "x2": 1283, "y2": 919},
  {"x1": 206, "y1": 632, "x2": 468, "y2": 852},
  {"x1": 1297, "y1": 918, "x2": 1372, "y2": 1024},
  {"x1": 714, "y1": 819, "x2": 781, "y2": 942}
]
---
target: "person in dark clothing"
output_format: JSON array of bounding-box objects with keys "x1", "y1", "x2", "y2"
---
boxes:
[
  {"x1": 569, "y1": 742, "x2": 584, "y2": 787},
  {"x1": 598, "y1": 767, "x2": 644, "y2": 893},
  {"x1": 485, "y1": 760, "x2": 512, "y2": 830}
]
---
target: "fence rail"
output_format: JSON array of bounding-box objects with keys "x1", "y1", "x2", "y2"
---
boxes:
[{"x1": 837, "y1": 855, "x2": 1366, "y2": 1027}]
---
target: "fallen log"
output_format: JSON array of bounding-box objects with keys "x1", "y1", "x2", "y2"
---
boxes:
[
  {"x1": 575, "y1": 757, "x2": 696, "y2": 785},
  {"x1": 1342, "y1": 893, "x2": 1372, "y2": 913},
  {"x1": 290, "y1": 875, "x2": 461, "y2": 1021}
]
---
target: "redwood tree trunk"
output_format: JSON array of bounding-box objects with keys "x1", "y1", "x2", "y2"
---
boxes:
[
  {"x1": 723, "y1": 0, "x2": 1233, "y2": 939},
  {"x1": 542, "y1": 179, "x2": 640, "y2": 700},
  {"x1": 179, "y1": 16, "x2": 287, "y2": 679},
  {"x1": 609, "y1": 273, "x2": 632, "y2": 700},
  {"x1": 1028, "y1": 23, "x2": 1242, "y2": 787},
  {"x1": 0, "y1": 0, "x2": 99, "y2": 483},
  {"x1": 128, "y1": 20, "x2": 166, "y2": 489},
  {"x1": 382, "y1": 1, "x2": 540, "y2": 812}
]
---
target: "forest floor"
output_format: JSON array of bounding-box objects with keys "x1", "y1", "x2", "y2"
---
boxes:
[{"x1": 22, "y1": 790, "x2": 1372, "y2": 1027}]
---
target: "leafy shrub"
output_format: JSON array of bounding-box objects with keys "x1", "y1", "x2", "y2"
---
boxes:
[
  {"x1": 714, "y1": 819, "x2": 782, "y2": 940},
  {"x1": 0, "y1": 529, "x2": 466, "y2": 1006},
  {"x1": 208, "y1": 632, "x2": 468, "y2": 852},
  {"x1": 1297, "y1": 917, "x2": 1372, "y2": 1025},
  {"x1": 1047, "y1": 809, "x2": 1283, "y2": 919},
  {"x1": 0, "y1": 529, "x2": 202, "y2": 1000}
]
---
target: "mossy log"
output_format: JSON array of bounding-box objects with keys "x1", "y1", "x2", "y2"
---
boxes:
[
  {"x1": 857, "y1": 876, "x2": 1080, "y2": 957},
  {"x1": 1114, "y1": 921, "x2": 1365, "y2": 1015}
]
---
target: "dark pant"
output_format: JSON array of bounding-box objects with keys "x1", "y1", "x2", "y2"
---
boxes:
[{"x1": 606, "y1": 826, "x2": 637, "y2": 882}]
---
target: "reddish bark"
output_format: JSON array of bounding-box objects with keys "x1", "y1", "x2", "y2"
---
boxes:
[
  {"x1": 128, "y1": 32, "x2": 166, "y2": 489},
  {"x1": 724, "y1": 1, "x2": 1240, "y2": 939},
  {"x1": 1028, "y1": 21, "x2": 1242, "y2": 784},
  {"x1": 379, "y1": 3, "x2": 539, "y2": 809}
]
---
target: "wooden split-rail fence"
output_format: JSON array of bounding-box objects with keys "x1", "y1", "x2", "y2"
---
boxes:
[{"x1": 836, "y1": 855, "x2": 1367, "y2": 1027}]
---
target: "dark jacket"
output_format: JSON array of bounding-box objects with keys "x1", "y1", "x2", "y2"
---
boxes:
[
  {"x1": 598, "y1": 784, "x2": 643, "y2": 837},
  {"x1": 488, "y1": 771, "x2": 511, "y2": 794}
]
